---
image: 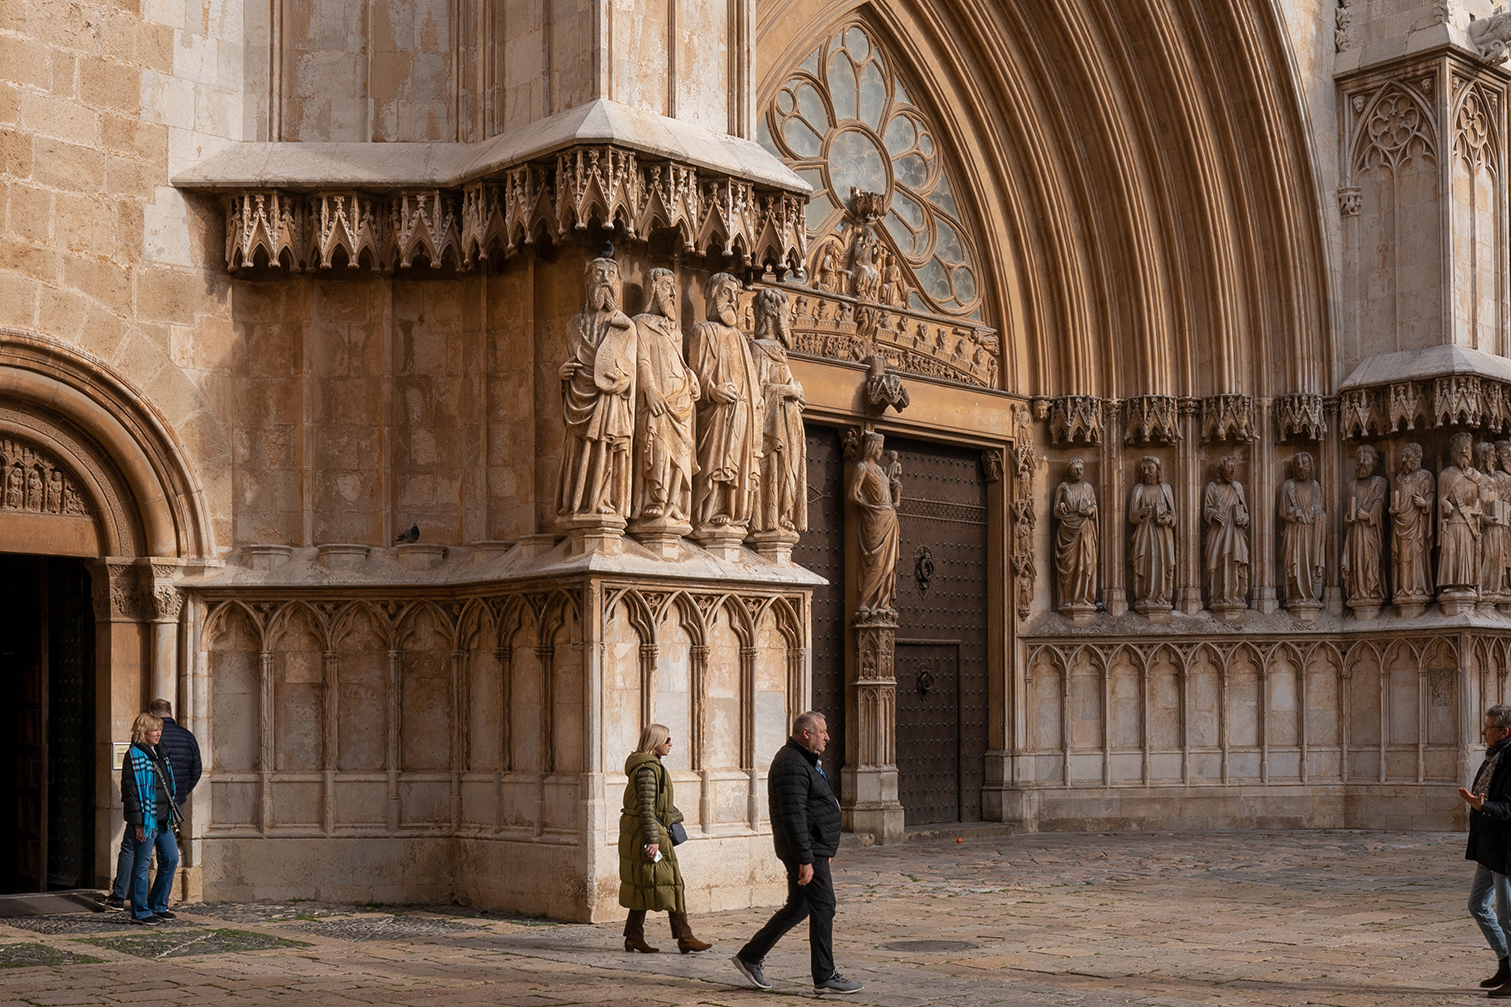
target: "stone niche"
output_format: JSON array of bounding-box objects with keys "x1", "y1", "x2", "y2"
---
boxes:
[{"x1": 190, "y1": 542, "x2": 819, "y2": 921}]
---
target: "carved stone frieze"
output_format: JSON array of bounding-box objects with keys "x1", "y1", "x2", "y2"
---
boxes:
[
  {"x1": 1048, "y1": 396, "x2": 1103, "y2": 445},
  {"x1": 223, "y1": 146, "x2": 807, "y2": 275},
  {"x1": 0, "y1": 437, "x2": 92, "y2": 517},
  {"x1": 789, "y1": 290, "x2": 997, "y2": 388},
  {"x1": 1200, "y1": 394, "x2": 1255, "y2": 443},
  {"x1": 1275, "y1": 393, "x2": 1326, "y2": 441},
  {"x1": 1435, "y1": 375, "x2": 1485, "y2": 427},
  {"x1": 1123, "y1": 395, "x2": 1179, "y2": 444}
]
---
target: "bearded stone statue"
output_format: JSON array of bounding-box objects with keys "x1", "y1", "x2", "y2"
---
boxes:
[
  {"x1": 557, "y1": 256, "x2": 637, "y2": 522},
  {"x1": 749, "y1": 287, "x2": 807, "y2": 538},
  {"x1": 630, "y1": 268, "x2": 700, "y2": 533},
  {"x1": 689, "y1": 273, "x2": 760, "y2": 539}
]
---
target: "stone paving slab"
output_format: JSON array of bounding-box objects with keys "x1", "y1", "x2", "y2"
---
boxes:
[{"x1": 0, "y1": 831, "x2": 1496, "y2": 1005}]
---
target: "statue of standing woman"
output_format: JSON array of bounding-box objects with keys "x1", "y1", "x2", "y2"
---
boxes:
[
  {"x1": 1390, "y1": 442, "x2": 1434, "y2": 613},
  {"x1": 1342, "y1": 444, "x2": 1387, "y2": 613},
  {"x1": 1053, "y1": 458, "x2": 1098, "y2": 618},
  {"x1": 1128, "y1": 456, "x2": 1175, "y2": 614},
  {"x1": 1279, "y1": 451, "x2": 1326, "y2": 611},
  {"x1": 850, "y1": 431, "x2": 901, "y2": 621},
  {"x1": 1204, "y1": 455, "x2": 1250, "y2": 614}
]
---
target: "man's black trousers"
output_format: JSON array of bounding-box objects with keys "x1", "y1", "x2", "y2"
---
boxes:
[{"x1": 738, "y1": 856, "x2": 835, "y2": 983}]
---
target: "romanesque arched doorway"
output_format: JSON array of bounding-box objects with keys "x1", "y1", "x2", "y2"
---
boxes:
[{"x1": 0, "y1": 329, "x2": 214, "y2": 892}]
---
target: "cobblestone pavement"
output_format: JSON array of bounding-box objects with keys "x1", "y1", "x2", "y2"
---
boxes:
[{"x1": 0, "y1": 830, "x2": 1499, "y2": 1006}]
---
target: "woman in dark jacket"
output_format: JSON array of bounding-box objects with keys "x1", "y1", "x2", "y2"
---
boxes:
[
  {"x1": 121, "y1": 712, "x2": 178, "y2": 925},
  {"x1": 617, "y1": 724, "x2": 711, "y2": 954}
]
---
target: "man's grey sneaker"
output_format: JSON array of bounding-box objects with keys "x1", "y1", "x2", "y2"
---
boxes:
[
  {"x1": 98, "y1": 895, "x2": 125, "y2": 912},
  {"x1": 814, "y1": 974, "x2": 864, "y2": 995},
  {"x1": 730, "y1": 955, "x2": 772, "y2": 990}
]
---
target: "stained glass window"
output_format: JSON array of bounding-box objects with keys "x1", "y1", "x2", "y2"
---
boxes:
[{"x1": 759, "y1": 24, "x2": 983, "y2": 320}]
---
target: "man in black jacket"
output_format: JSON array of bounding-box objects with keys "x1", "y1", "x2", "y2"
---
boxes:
[
  {"x1": 1460, "y1": 704, "x2": 1511, "y2": 995},
  {"x1": 731, "y1": 712, "x2": 863, "y2": 995}
]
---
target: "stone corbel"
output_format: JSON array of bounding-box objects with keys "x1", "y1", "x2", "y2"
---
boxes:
[
  {"x1": 1470, "y1": 11, "x2": 1511, "y2": 63},
  {"x1": 1047, "y1": 396, "x2": 1103, "y2": 445},
  {"x1": 862, "y1": 355, "x2": 910, "y2": 415},
  {"x1": 1123, "y1": 395, "x2": 1180, "y2": 444},
  {"x1": 1200, "y1": 394, "x2": 1256, "y2": 443},
  {"x1": 1274, "y1": 393, "x2": 1326, "y2": 442}
]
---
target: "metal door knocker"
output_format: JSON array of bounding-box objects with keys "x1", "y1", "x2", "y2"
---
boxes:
[
  {"x1": 916, "y1": 669, "x2": 934, "y2": 696},
  {"x1": 914, "y1": 546, "x2": 935, "y2": 594}
]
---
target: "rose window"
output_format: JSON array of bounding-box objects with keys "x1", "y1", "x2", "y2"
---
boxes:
[{"x1": 759, "y1": 24, "x2": 984, "y2": 321}]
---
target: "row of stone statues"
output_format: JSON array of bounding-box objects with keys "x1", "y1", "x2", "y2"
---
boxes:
[
  {"x1": 557, "y1": 258, "x2": 808, "y2": 553},
  {"x1": 1052, "y1": 433, "x2": 1511, "y2": 620}
]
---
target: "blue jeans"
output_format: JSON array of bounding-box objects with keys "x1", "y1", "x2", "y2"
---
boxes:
[
  {"x1": 127, "y1": 827, "x2": 178, "y2": 920},
  {"x1": 1471, "y1": 865, "x2": 1511, "y2": 959},
  {"x1": 109, "y1": 829, "x2": 133, "y2": 900}
]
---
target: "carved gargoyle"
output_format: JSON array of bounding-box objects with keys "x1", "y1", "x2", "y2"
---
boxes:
[{"x1": 863, "y1": 355, "x2": 910, "y2": 416}]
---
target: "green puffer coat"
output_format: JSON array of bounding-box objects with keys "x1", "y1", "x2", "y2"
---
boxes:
[{"x1": 617, "y1": 752, "x2": 686, "y2": 912}]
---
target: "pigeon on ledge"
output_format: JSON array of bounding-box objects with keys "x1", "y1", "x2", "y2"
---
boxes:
[{"x1": 394, "y1": 524, "x2": 420, "y2": 544}]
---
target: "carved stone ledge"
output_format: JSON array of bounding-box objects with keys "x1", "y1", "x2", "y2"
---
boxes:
[
  {"x1": 1123, "y1": 395, "x2": 1180, "y2": 444},
  {"x1": 223, "y1": 146, "x2": 807, "y2": 275},
  {"x1": 1200, "y1": 394, "x2": 1255, "y2": 443},
  {"x1": 1048, "y1": 396, "x2": 1103, "y2": 445},
  {"x1": 1336, "y1": 375, "x2": 1511, "y2": 436},
  {"x1": 1275, "y1": 393, "x2": 1326, "y2": 441}
]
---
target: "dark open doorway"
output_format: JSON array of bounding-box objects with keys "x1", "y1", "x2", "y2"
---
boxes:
[{"x1": 0, "y1": 555, "x2": 96, "y2": 892}]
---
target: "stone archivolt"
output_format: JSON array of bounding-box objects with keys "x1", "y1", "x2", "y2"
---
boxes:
[{"x1": 223, "y1": 147, "x2": 807, "y2": 275}]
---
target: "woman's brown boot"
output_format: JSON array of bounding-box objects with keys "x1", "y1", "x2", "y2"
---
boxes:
[
  {"x1": 623, "y1": 910, "x2": 659, "y2": 953},
  {"x1": 670, "y1": 911, "x2": 711, "y2": 953}
]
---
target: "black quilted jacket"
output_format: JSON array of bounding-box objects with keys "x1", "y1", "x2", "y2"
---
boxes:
[
  {"x1": 158, "y1": 717, "x2": 202, "y2": 807},
  {"x1": 768, "y1": 739, "x2": 841, "y2": 864}
]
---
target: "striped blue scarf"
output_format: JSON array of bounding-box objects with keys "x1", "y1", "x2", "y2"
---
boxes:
[{"x1": 129, "y1": 744, "x2": 176, "y2": 834}]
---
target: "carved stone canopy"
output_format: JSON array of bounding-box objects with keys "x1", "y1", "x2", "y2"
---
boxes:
[{"x1": 218, "y1": 146, "x2": 807, "y2": 275}]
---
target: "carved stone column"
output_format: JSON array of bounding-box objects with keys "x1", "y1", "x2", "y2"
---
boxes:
[
  {"x1": 147, "y1": 561, "x2": 185, "y2": 706},
  {"x1": 843, "y1": 611, "x2": 902, "y2": 843},
  {"x1": 1176, "y1": 399, "x2": 1203, "y2": 614},
  {"x1": 1099, "y1": 399, "x2": 1127, "y2": 617}
]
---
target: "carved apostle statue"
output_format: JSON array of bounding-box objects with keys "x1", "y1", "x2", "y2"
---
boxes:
[
  {"x1": 689, "y1": 273, "x2": 761, "y2": 534},
  {"x1": 1052, "y1": 458, "x2": 1098, "y2": 613},
  {"x1": 749, "y1": 287, "x2": 807, "y2": 535},
  {"x1": 1129, "y1": 455, "x2": 1176, "y2": 612},
  {"x1": 1341, "y1": 444, "x2": 1387, "y2": 606},
  {"x1": 1499, "y1": 442, "x2": 1511, "y2": 602},
  {"x1": 850, "y1": 431, "x2": 901, "y2": 618},
  {"x1": 1279, "y1": 451, "x2": 1326, "y2": 607},
  {"x1": 1390, "y1": 441, "x2": 1434, "y2": 605},
  {"x1": 1204, "y1": 455, "x2": 1250, "y2": 609},
  {"x1": 557, "y1": 256, "x2": 637, "y2": 520},
  {"x1": 629, "y1": 268, "x2": 700, "y2": 528},
  {"x1": 1438, "y1": 431, "x2": 1482, "y2": 593},
  {"x1": 1479, "y1": 441, "x2": 1508, "y2": 602}
]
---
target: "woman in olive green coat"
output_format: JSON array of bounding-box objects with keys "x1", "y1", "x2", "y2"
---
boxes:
[{"x1": 618, "y1": 724, "x2": 711, "y2": 953}]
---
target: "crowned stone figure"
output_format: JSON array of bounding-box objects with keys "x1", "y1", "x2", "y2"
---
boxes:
[{"x1": 557, "y1": 256, "x2": 637, "y2": 528}]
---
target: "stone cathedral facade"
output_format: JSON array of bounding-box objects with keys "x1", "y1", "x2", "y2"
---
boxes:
[{"x1": 4, "y1": 0, "x2": 1511, "y2": 920}]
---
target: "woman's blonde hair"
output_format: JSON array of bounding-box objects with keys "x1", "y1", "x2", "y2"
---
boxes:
[
  {"x1": 131, "y1": 712, "x2": 163, "y2": 744},
  {"x1": 635, "y1": 723, "x2": 671, "y2": 754}
]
